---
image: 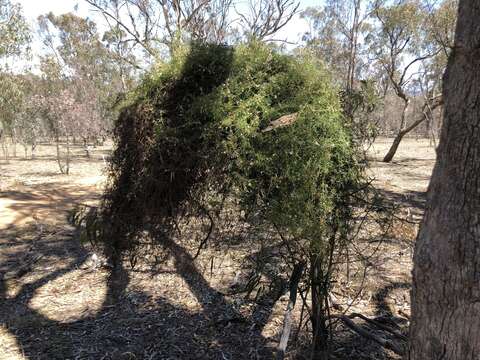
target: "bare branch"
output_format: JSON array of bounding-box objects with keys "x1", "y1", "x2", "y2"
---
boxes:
[
  {"x1": 84, "y1": 0, "x2": 157, "y2": 56},
  {"x1": 239, "y1": 0, "x2": 300, "y2": 40},
  {"x1": 332, "y1": 313, "x2": 406, "y2": 356}
]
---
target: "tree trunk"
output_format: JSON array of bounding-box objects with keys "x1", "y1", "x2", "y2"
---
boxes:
[
  {"x1": 383, "y1": 98, "x2": 410, "y2": 162},
  {"x1": 409, "y1": 1, "x2": 480, "y2": 359},
  {"x1": 65, "y1": 134, "x2": 70, "y2": 175},
  {"x1": 311, "y1": 254, "x2": 329, "y2": 359},
  {"x1": 83, "y1": 137, "x2": 91, "y2": 158},
  {"x1": 55, "y1": 133, "x2": 66, "y2": 174},
  {"x1": 383, "y1": 131, "x2": 405, "y2": 162},
  {"x1": 31, "y1": 140, "x2": 36, "y2": 159},
  {"x1": 2, "y1": 136, "x2": 9, "y2": 163},
  {"x1": 347, "y1": 0, "x2": 361, "y2": 92},
  {"x1": 11, "y1": 139, "x2": 16, "y2": 158},
  {"x1": 276, "y1": 263, "x2": 304, "y2": 360},
  {"x1": 383, "y1": 97, "x2": 443, "y2": 162}
]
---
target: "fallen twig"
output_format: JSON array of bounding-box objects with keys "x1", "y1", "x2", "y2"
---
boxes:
[
  {"x1": 346, "y1": 313, "x2": 407, "y2": 341},
  {"x1": 331, "y1": 314, "x2": 406, "y2": 356}
]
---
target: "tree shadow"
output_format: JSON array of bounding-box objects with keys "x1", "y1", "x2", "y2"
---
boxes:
[
  {"x1": 158, "y1": 231, "x2": 278, "y2": 356},
  {"x1": 0, "y1": 220, "x2": 283, "y2": 359},
  {"x1": 0, "y1": 183, "x2": 102, "y2": 228},
  {"x1": 372, "y1": 280, "x2": 410, "y2": 320},
  {"x1": 377, "y1": 188, "x2": 426, "y2": 215},
  {"x1": 325, "y1": 280, "x2": 411, "y2": 360},
  {"x1": 0, "y1": 225, "x2": 130, "y2": 359}
]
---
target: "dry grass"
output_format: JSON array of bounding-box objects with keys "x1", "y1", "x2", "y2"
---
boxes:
[
  {"x1": 0, "y1": 142, "x2": 110, "y2": 229},
  {"x1": 0, "y1": 137, "x2": 436, "y2": 359},
  {"x1": 369, "y1": 137, "x2": 435, "y2": 193}
]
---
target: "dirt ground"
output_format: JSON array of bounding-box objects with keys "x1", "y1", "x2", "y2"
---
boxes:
[{"x1": 0, "y1": 137, "x2": 436, "y2": 359}]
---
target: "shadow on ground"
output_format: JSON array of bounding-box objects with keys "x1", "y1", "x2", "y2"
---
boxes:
[
  {"x1": 378, "y1": 188, "x2": 426, "y2": 216},
  {"x1": 0, "y1": 222, "x2": 281, "y2": 359},
  {"x1": 0, "y1": 183, "x2": 102, "y2": 229}
]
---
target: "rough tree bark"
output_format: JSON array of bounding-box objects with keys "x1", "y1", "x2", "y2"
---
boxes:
[{"x1": 409, "y1": 1, "x2": 480, "y2": 359}]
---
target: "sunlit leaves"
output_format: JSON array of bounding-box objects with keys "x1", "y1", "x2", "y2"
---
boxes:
[{"x1": 0, "y1": 0, "x2": 30, "y2": 59}]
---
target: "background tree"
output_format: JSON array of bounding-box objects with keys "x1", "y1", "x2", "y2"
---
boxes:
[
  {"x1": 0, "y1": 73, "x2": 23, "y2": 159},
  {"x1": 301, "y1": 0, "x2": 374, "y2": 91},
  {"x1": 0, "y1": 0, "x2": 30, "y2": 161},
  {"x1": 301, "y1": 0, "x2": 456, "y2": 153},
  {"x1": 84, "y1": 0, "x2": 234, "y2": 62},
  {"x1": 84, "y1": 0, "x2": 300, "y2": 65},
  {"x1": 0, "y1": 0, "x2": 30, "y2": 59},
  {"x1": 9, "y1": 74, "x2": 45, "y2": 159},
  {"x1": 368, "y1": 0, "x2": 453, "y2": 162},
  {"x1": 35, "y1": 11, "x2": 127, "y2": 172},
  {"x1": 301, "y1": 0, "x2": 381, "y2": 147},
  {"x1": 238, "y1": 0, "x2": 299, "y2": 40},
  {"x1": 102, "y1": 26, "x2": 141, "y2": 90},
  {"x1": 409, "y1": 0, "x2": 480, "y2": 358}
]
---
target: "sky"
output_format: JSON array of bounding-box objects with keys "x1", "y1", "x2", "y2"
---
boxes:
[
  {"x1": 17, "y1": 0, "x2": 323, "y2": 21},
  {"x1": 16, "y1": 0, "x2": 323, "y2": 62},
  {"x1": 18, "y1": 0, "x2": 89, "y2": 20}
]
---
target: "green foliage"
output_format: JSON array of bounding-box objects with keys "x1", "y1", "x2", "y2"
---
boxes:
[
  {"x1": 0, "y1": 0, "x2": 30, "y2": 59},
  {"x1": 368, "y1": 1, "x2": 428, "y2": 75},
  {"x1": 100, "y1": 41, "x2": 364, "y2": 264},
  {"x1": 37, "y1": 12, "x2": 130, "y2": 135},
  {"x1": 0, "y1": 1, "x2": 30, "y2": 135},
  {"x1": 341, "y1": 79, "x2": 380, "y2": 145},
  {"x1": 0, "y1": 73, "x2": 23, "y2": 131}
]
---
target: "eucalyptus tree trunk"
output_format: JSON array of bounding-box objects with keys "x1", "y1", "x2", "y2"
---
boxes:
[
  {"x1": 1, "y1": 134, "x2": 9, "y2": 163},
  {"x1": 383, "y1": 97, "x2": 443, "y2": 163},
  {"x1": 65, "y1": 134, "x2": 71, "y2": 175},
  {"x1": 55, "y1": 133, "x2": 63, "y2": 173},
  {"x1": 383, "y1": 98, "x2": 410, "y2": 162},
  {"x1": 11, "y1": 129, "x2": 17, "y2": 158},
  {"x1": 55, "y1": 133, "x2": 70, "y2": 175},
  {"x1": 31, "y1": 139, "x2": 36, "y2": 159},
  {"x1": 311, "y1": 254, "x2": 329, "y2": 359},
  {"x1": 409, "y1": 1, "x2": 480, "y2": 358}
]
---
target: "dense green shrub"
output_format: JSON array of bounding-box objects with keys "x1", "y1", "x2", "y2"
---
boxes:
[
  {"x1": 93, "y1": 41, "x2": 367, "y2": 349},
  {"x1": 102, "y1": 41, "x2": 360, "y2": 247}
]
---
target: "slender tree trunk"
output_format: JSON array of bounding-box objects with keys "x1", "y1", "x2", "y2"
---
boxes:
[
  {"x1": 383, "y1": 131, "x2": 405, "y2": 162},
  {"x1": 276, "y1": 263, "x2": 304, "y2": 360},
  {"x1": 66, "y1": 134, "x2": 70, "y2": 175},
  {"x1": 347, "y1": 0, "x2": 360, "y2": 92},
  {"x1": 383, "y1": 98, "x2": 410, "y2": 162},
  {"x1": 384, "y1": 97, "x2": 443, "y2": 162},
  {"x1": 83, "y1": 137, "x2": 91, "y2": 158},
  {"x1": 11, "y1": 130, "x2": 17, "y2": 158},
  {"x1": 11, "y1": 140, "x2": 16, "y2": 158},
  {"x1": 409, "y1": 1, "x2": 480, "y2": 358},
  {"x1": 31, "y1": 140, "x2": 36, "y2": 159},
  {"x1": 311, "y1": 254, "x2": 329, "y2": 359},
  {"x1": 2, "y1": 136, "x2": 9, "y2": 163},
  {"x1": 343, "y1": 0, "x2": 361, "y2": 123},
  {"x1": 55, "y1": 133, "x2": 65, "y2": 174}
]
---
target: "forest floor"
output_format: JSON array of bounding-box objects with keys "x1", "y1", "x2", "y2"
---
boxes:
[{"x1": 0, "y1": 137, "x2": 436, "y2": 360}]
